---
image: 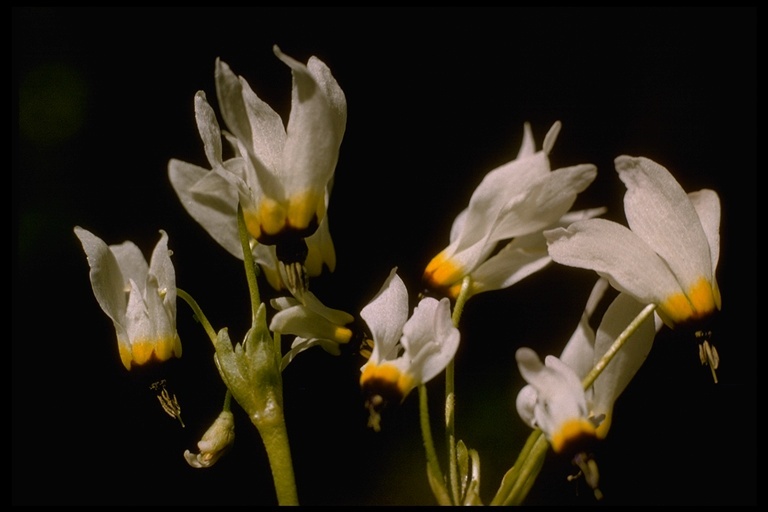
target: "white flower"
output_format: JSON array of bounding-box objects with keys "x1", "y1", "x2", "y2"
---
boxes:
[
  {"x1": 270, "y1": 291, "x2": 356, "y2": 369},
  {"x1": 423, "y1": 121, "x2": 601, "y2": 299},
  {"x1": 516, "y1": 279, "x2": 659, "y2": 454},
  {"x1": 74, "y1": 227, "x2": 181, "y2": 370},
  {"x1": 184, "y1": 410, "x2": 235, "y2": 469},
  {"x1": 168, "y1": 45, "x2": 345, "y2": 290},
  {"x1": 359, "y1": 268, "x2": 460, "y2": 430},
  {"x1": 545, "y1": 155, "x2": 721, "y2": 329}
]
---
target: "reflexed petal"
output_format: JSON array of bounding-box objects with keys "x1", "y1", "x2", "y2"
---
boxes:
[
  {"x1": 515, "y1": 122, "x2": 535, "y2": 159},
  {"x1": 302, "y1": 292, "x2": 354, "y2": 326},
  {"x1": 616, "y1": 156, "x2": 713, "y2": 293},
  {"x1": 281, "y1": 337, "x2": 341, "y2": 370},
  {"x1": 591, "y1": 293, "x2": 656, "y2": 438},
  {"x1": 168, "y1": 159, "x2": 242, "y2": 259},
  {"x1": 545, "y1": 219, "x2": 683, "y2": 310},
  {"x1": 215, "y1": 59, "x2": 285, "y2": 170},
  {"x1": 515, "y1": 348, "x2": 588, "y2": 439},
  {"x1": 307, "y1": 54, "x2": 347, "y2": 139},
  {"x1": 236, "y1": 68, "x2": 287, "y2": 175},
  {"x1": 148, "y1": 230, "x2": 176, "y2": 317},
  {"x1": 491, "y1": 164, "x2": 597, "y2": 241},
  {"x1": 360, "y1": 268, "x2": 408, "y2": 363},
  {"x1": 688, "y1": 189, "x2": 721, "y2": 274},
  {"x1": 404, "y1": 297, "x2": 459, "y2": 383},
  {"x1": 125, "y1": 279, "x2": 153, "y2": 366},
  {"x1": 275, "y1": 46, "x2": 344, "y2": 194},
  {"x1": 455, "y1": 152, "x2": 551, "y2": 252},
  {"x1": 469, "y1": 232, "x2": 550, "y2": 294},
  {"x1": 304, "y1": 215, "x2": 336, "y2": 276},
  {"x1": 194, "y1": 91, "x2": 223, "y2": 168},
  {"x1": 515, "y1": 384, "x2": 538, "y2": 429},
  {"x1": 109, "y1": 241, "x2": 148, "y2": 287},
  {"x1": 559, "y1": 278, "x2": 612, "y2": 380},
  {"x1": 74, "y1": 226, "x2": 130, "y2": 336}
]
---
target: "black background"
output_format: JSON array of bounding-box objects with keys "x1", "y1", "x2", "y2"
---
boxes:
[{"x1": 13, "y1": 7, "x2": 755, "y2": 506}]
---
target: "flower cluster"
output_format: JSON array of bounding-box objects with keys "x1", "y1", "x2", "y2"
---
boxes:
[{"x1": 74, "y1": 46, "x2": 723, "y2": 506}]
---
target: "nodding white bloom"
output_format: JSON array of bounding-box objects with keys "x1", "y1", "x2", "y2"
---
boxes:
[
  {"x1": 423, "y1": 121, "x2": 601, "y2": 300},
  {"x1": 516, "y1": 279, "x2": 659, "y2": 454},
  {"x1": 359, "y1": 268, "x2": 460, "y2": 420},
  {"x1": 545, "y1": 155, "x2": 721, "y2": 329},
  {"x1": 168, "y1": 45, "x2": 345, "y2": 290},
  {"x1": 184, "y1": 410, "x2": 235, "y2": 469},
  {"x1": 74, "y1": 227, "x2": 181, "y2": 371},
  {"x1": 270, "y1": 291, "x2": 356, "y2": 370}
]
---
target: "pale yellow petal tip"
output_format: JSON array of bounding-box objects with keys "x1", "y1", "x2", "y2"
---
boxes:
[{"x1": 551, "y1": 417, "x2": 597, "y2": 454}]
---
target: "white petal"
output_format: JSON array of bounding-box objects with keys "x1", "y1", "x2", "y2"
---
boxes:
[
  {"x1": 302, "y1": 292, "x2": 354, "y2": 326},
  {"x1": 168, "y1": 159, "x2": 243, "y2": 259},
  {"x1": 194, "y1": 91, "x2": 223, "y2": 168},
  {"x1": 469, "y1": 231, "x2": 551, "y2": 293},
  {"x1": 515, "y1": 384, "x2": 538, "y2": 429},
  {"x1": 515, "y1": 348, "x2": 587, "y2": 438},
  {"x1": 360, "y1": 268, "x2": 408, "y2": 363},
  {"x1": 402, "y1": 297, "x2": 460, "y2": 383},
  {"x1": 559, "y1": 278, "x2": 611, "y2": 379},
  {"x1": 304, "y1": 214, "x2": 336, "y2": 276},
  {"x1": 591, "y1": 292, "x2": 656, "y2": 437},
  {"x1": 545, "y1": 218, "x2": 683, "y2": 308},
  {"x1": 688, "y1": 189, "x2": 721, "y2": 273},
  {"x1": 274, "y1": 46, "x2": 344, "y2": 194},
  {"x1": 616, "y1": 155, "x2": 713, "y2": 291},
  {"x1": 542, "y1": 121, "x2": 562, "y2": 155},
  {"x1": 455, "y1": 152, "x2": 551, "y2": 251},
  {"x1": 74, "y1": 226, "x2": 129, "y2": 330},
  {"x1": 491, "y1": 164, "x2": 597, "y2": 241},
  {"x1": 125, "y1": 279, "x2": 151, "y2": 345},
  {"x1": 307, "y1": 55, "x2": 347, "y2": 142},
  {"x1": 148, "y1": 230, "x2": 176, "y2": 317},
  {"x1": 215, "y1": 58, "x2": 284, "y2": 175},
  {"x1": 109, "y1": 240, "x2": 148, "y2": 288},
  {"x1": 515, "y1": 122, "x2": 535, "y2": 159},
  {"x1": 237, "y1": 70, "x2": 287, "y2": 176}
]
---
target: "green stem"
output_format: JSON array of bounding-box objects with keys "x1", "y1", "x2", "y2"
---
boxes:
[
  {"x1": 419, "y1": 384, "x2": 452, "y2": 505},
  {"x1": 237, "y1": 203, "x2": 260, "y2": 321},
  {"x1": 489, "y1": 429, "x2": 541, "y2": 505},
  {"x1": 503, "y1": 433, "x2": 549, "y2": 506},
  {"x1": 237, "y1": 203, "x2": 297, "y2": 505},
  {"x1": 176, "y1": 287, "x2": 217, "y2": 346},
  {"x1": 446, "y1": 276, "x2": 472, "y2": 504},
  {"x1": 252, "y1": 404, "x2": 299, "y2": 506}
]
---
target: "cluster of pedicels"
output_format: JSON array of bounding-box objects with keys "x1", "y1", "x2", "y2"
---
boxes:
[{"x1": 74, "y1": 45, "x2": 722, "y2": 500}]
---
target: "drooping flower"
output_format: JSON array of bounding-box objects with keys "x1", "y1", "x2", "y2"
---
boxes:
[
  {"x1": 168, "y1": 45, "x2": 346, "y2": 292},
  {"x1": 270, "y1": 290, "x2": 357, "y2": 369},
  {"x1": 359, "y1": 268, "x2": 460, "y2": 430},
  {"x1": 544, "y1": 156, "x2": 722, "y2": 378},
  {"x1": 422, "y1": 121, "x2": 601, "y2": 300},
  {"x1": 74, "y1": 227, "x2": 181, "y2": 370},
  {"x1": 545, "y1": 155, "x2": 721, "y2": 329},
  {"x1": 515, "y1": 280, "x2": 658, "y2": 454},
  {"x1": 184, "y1": 410, "x2": 236, "y2": 469}
]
